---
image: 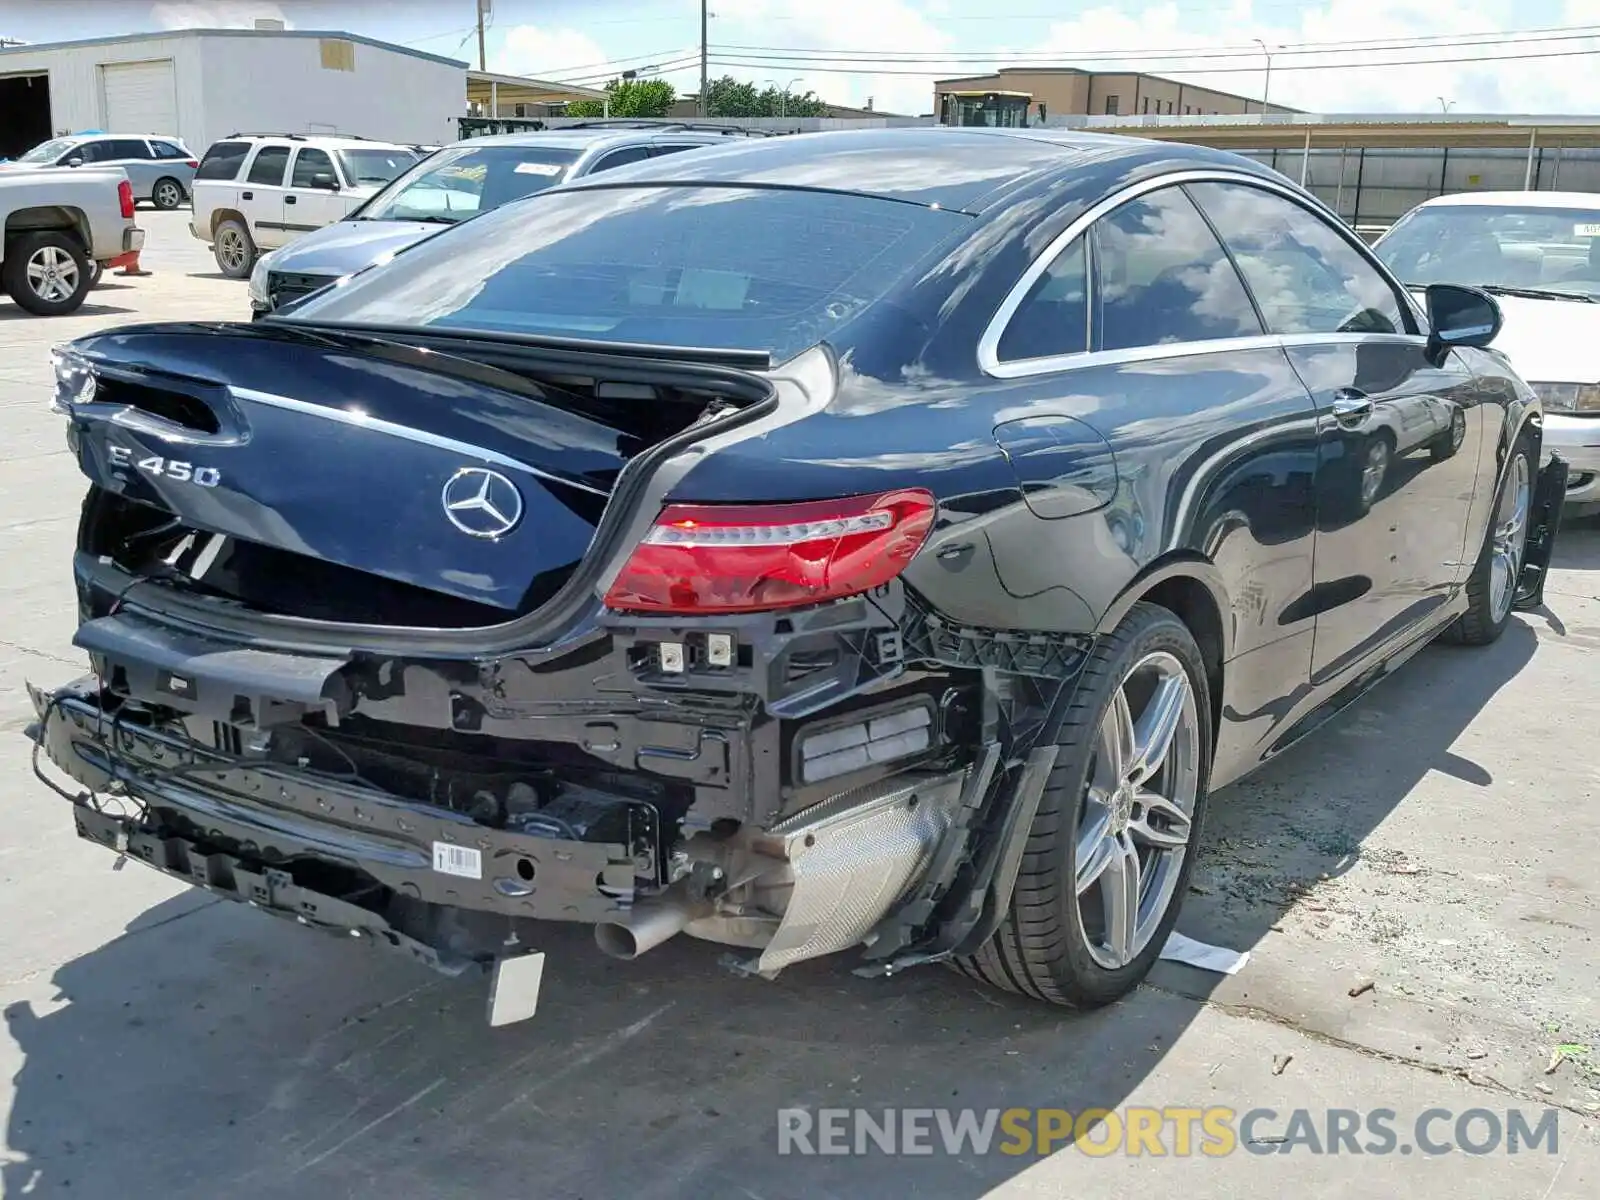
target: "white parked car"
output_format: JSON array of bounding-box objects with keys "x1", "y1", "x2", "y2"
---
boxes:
[
  {"x1": 1, "y1": 133, "x2": 198, "y2": 210},
  {"x1": 188, "y1": 133, "x2": 419, "y2": 278},
  {"x1": 1374, "y1": 191, "x2": 1600, "y2": 508}
]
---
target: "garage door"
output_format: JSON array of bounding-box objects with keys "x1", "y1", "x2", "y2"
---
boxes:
[{"x1": 99, "y1": 59, "x2": 178, "y2": 135}]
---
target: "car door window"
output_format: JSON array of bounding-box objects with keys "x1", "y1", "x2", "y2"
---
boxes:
[
  {"x1": 247, "y1": 146, "x2": 291, "y2": 186},
  {"x1": 108, "y1": 139, "x2": 152, "y2": 161},
  {"x1": 650, "y1": 143, "x2": 701, "y2": 158},
  {"x1": 196, "y1": 141, "x2": 250, "y2": 180},
  {"x1": 66, "y1": 141, "x2": 103, "y2": 164},
  {"x1": 997, "y1": 237, "x2": 1089, "y2": 362},
  {"x1": 291, "y1": 147, "x2": 336, "y2": 188},
  {"x1": 1093, "y1": 185, "x2": 1264, "y2": 351},
  {"x1": 590, "y1": 146, "x2": 652, "y2": 173},
  {"x1": 1187, "y1": 181, "x2": 1411, "y2": 336}
]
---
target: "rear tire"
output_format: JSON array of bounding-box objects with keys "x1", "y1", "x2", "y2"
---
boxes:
[
  {"x1": 153, "y1": 177, "x2": 186, "y2": 210},
  {"x1": 1429, "y1": 407, "x2": 1467, "y2": 463},
  {"x1": 1441, "y1": 432, "x2": 1535, "y2": 646},
  {"x1": 2, "y1": 231, "x2": 92, "y2": 316},
  {"x1": 213, "y1": 218, "x2": 255, "y2": 279},
  {"x1": 955, "y1": 602, "x2": 1213, "y2": 1009}
]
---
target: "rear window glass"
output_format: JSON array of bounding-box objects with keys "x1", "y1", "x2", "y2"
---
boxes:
[
  {"x1": 196, "y1": 140, "x2": 250, "y2": 180},
  {"x1": 359, "y1": 145, "x2": 581, "y2": 223},
  {"x1": 282, "y1": 185, "x2": 968, "y2": 362}
]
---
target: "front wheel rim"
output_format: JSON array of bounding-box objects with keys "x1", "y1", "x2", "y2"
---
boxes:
[
  {"x1": 157, "y1": 182, "x2": 181, "y2": 206},
  {"x1": 1075, "y1": 650, "x2": 1201, "y2": 971},
  {"x1": 1489, "y1": 454, "x2": 1532, "y2": 622},
  {"x1": 25, "y1": 246, "x2": 80, "y2": 302}
]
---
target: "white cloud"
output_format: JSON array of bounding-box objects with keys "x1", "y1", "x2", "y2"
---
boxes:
[
  {"x1": 150, "y1": 1, "x2": 290, "y2": 29},
  {"x1": 490, "y1": 25, "x2": 610, "y2": 80}
]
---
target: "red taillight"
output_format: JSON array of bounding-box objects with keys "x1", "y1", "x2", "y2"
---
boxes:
[
  {"x1": 185, "y1": 159, "x2": 199, "y2": 168},
  {"x1": 604, "y1": 489, "x2": 936, "y2": 615},
  {"x1": 117, "y1": 179, "x2": 135, "y2": 219}
]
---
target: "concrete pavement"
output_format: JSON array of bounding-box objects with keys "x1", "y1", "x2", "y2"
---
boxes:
[{"x1": 1, "y1": 212, "x2": 1597, "y2": 1199}]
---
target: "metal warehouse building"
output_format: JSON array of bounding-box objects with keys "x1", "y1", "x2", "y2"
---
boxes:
[{"x1": 0, "y1": 28, "x2": 468, "y2": 159}]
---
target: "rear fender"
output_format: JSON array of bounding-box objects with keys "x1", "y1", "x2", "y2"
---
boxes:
[{"x1": 1093, "y1": 553, "x2": 1234, "y2": 662}]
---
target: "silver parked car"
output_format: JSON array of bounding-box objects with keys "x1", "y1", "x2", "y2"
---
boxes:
[{"x1": 2, "y1": 133, "x2": 198, "y2": 210}]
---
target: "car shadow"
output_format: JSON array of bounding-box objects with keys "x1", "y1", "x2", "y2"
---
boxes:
[
  {"x1": 1, "y1": 623, "x2": 1539, "y2": 1198},
  {"x1": 186, "y1": 271, "x2": 242, "y2": 282},
  {"x1": 0, "y1": 302, "x2": 136, "y2": 321}
]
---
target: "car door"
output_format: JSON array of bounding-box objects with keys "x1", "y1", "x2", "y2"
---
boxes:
[
  {"x1": 1188, "y1": 179, "x2": 1485, "y2": 686},
  {"x1": 106, "y1": 138, "x2": 158, "y2": 197},
  {"x1": 979, "y1": 182, "x2": 1322, "y2": 784},
  {"x1": 286, "y1": 146, "x2": 346, "y2": 233},
  {"x1": 239, "y1": 143, "x2": 291, "y2": 248}
]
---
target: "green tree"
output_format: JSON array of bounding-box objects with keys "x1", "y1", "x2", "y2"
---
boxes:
[
  {"x1": 567, "y1": 76, "x2": 676, "y2": 118},
  {"x1": 702, "y1": 74, "x2": 830, "y2": 118}
]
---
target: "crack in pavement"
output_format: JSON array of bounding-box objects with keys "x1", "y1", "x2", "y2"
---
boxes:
[
  {"x1": 1145, "y1": 984, "x2": 1600, "y2": 1122},
  {"x1": 0, "y1": 638, "x2": 81, "y2": 668}
]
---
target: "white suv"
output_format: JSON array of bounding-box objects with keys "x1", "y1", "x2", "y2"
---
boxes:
[{"x1": 189, "y1": 133, "x2": 419, "y2": 278}]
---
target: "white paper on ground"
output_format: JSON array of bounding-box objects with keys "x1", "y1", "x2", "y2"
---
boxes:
[{"x1": 1159, "y1": 931, "x2": 1251, "y2": 975}]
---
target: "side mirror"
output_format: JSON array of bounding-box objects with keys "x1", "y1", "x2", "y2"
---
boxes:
[
  {"x1": 1425, "y1": 283, "x2": 1501, "y2": 361},
  {"x1": 310, "y1": 171, "x2": 340, "y2": 191},
  {"x1": 64, "y1": 156, "x2": 83, "y2": 167}
]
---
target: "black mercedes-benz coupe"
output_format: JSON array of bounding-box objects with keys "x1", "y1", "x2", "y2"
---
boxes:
[{"x1": 31, "y1": 127, "x2": 1564, "y2": 1023}]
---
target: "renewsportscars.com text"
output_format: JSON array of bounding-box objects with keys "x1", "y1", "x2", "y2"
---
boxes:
[{"x1": 776, "y1": 1106, "x2": 1561, "y2": 1157}]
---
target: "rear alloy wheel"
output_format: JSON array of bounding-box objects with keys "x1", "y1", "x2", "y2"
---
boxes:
[
  {"x1": 213, "y1": 218, "x2": 256, "y2": 279},
  {"x1": 1442, "y1": 433, "x2": 1534, "y2": 646},
  {"x1": 957, "y1": 602, "x2": 1211, "y2": 1008},
  {"x1": 153, "y1": 177, "x2": 186, "y2": 210},
  {"x1": 2, "y1": 231, "x2": 92, "y2": 316},
  {"x1": 1357, "y1": 433, "x2": 1392, "y2": 514}
]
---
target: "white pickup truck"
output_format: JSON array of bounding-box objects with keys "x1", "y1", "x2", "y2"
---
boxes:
[{"x1": 0, "y1": 165, "x2": 145, "y2": 315}]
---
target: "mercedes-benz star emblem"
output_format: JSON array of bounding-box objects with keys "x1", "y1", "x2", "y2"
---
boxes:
[{"x1": 441, "y1": 467, "x2": 524, "y2": 539}]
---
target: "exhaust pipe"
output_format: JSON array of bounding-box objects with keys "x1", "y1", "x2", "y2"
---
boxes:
[{"x1": 595, "y1": 885, "x2": 699, "y2": 960}]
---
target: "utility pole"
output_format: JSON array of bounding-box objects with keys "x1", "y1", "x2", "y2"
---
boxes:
[
  {"x1": 1253, "y1": 38, "x2": 1272, "y2": 115},
  {"x1": 699, "y1": 0, "x2": 709, "y2": 116},
  {"x1": 476, "y1": 0, "x2": 488, "y2": 72}
]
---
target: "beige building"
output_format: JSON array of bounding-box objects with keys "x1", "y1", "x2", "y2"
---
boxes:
[{"x1": 935, "y1": 68, "x2": 1299, "y2": 127}]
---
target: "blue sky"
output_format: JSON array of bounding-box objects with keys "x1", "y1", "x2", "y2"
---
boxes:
[{"x1": 2, "y1": 0, "x2": 1597, "y2": 115}]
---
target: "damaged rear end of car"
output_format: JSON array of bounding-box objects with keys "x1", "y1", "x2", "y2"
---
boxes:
[{"x1": 31, "y1": 313, "x2": 1059, "y2": 1023}]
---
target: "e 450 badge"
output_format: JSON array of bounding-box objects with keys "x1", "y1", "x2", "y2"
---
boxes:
[{"x1": 108, "y1": 444, "x2": 221, "y2": 488}]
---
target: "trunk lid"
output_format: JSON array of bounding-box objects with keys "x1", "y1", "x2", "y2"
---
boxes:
[{"x1": 61, "y1": 324, "x2": 730, "y2": 621}]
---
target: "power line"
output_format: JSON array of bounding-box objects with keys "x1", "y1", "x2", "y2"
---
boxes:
[
  {"x1": 708, "y1": 25, "x2": 1600, "y2": 66},
  {"x1": 537, "y1": 47, "x2": 697, "y2": 79},
  {"x1": 707, "y1": 43, "x2": 1600, "y2": 78}
]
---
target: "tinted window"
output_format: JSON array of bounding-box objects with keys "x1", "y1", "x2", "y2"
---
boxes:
[
  {"x1": 72, "y1": 141, "x2": 108, "y2": 163},
  {"x1": 196, "y1": 140, "x2": 250, "y2": 180},
  {"x1": 107, "y1": 139, "x2": 153, "y2": 160},
  {"x1": 152, "y1": 140, "x2": 189, "y2": 160},
  {"x1": 1093, "y1": 186, "x2": 1263, "y2": 351},
  {"x1": 336, "y1": 148, "x2": 418, "y2": 186},
  {"x1": 284, "y1": 185, "x2": 967, "y2": 363},
  {"x1": 359, "y1": 145, "x2": 580, "y2": 222},
  {"x1": 246, "y1": 146, "x2": 290, "y2": 186},
  {"x1": 1375, "y1": 202, "x2": 1600, "y2": 297},
  {"x1": 291, "y1": 147, "x2": 336, "y2": 188},
  {"x1": 997, "y1": 237, "x2": 1088, "y2": 362},
  {"x1": 650, "y1": 144, "x2": 702, "y2": 158},
  {"x1": 1189, "y1": 181, "x2": 1408, "y2": 335},
  {"x1": 590, "y1": 146, "x2": 652, "y2": 173}
]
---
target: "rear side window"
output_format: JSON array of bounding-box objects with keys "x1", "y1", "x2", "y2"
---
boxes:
[
  {"x1": 589, "y1": 146, "x2": 652, "y2": 173},
  {"x1": 1188, "y1": 181, "x2": 1409, "y2": 336},
  {"x1": 291, "y1": 147, "x2": 336, "y2": 188},
  {"x1": 196, "y1": 140, "x2": 250, "y2": 180},
  {"x1": 246, "y1": 146, "x2": 291, "y2": 186},
  {"x1": 107, "y1": 139, "x2": 152, "y2": 160},
  {"x1": 283, "y1": 185, "x2": 968, "y2": 363},
  {"x1": 152, "y1": 141, "x2": 189, "y2": 160},
  {"x1": 1093, "y1": 185, "x2": 1264, "y2": 351},
  {"x1": 997, "y1": 238, "x2": 1089, "y2": 362}
]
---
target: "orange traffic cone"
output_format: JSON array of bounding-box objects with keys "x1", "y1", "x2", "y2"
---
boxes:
[{"x1": 115, "y1": 248, "x2": 152, "y2": 277}]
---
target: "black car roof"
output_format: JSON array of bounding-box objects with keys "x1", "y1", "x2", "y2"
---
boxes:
[{"x1": 554, "y1": 126, "x2": 1252, "y2": 214}]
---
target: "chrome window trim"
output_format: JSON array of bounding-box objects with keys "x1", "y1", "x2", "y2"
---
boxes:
[{"x1": 979, "y1": 167, "x2": 1421, "y2": 380}]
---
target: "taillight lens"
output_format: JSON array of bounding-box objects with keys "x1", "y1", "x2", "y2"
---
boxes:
[
  {"x1": 117, "y1": 179, "x2": 135, "y2": 219},
  {"x1": 185, "y1": 159, "x2": 199, "y2": 168},
  {"x1": 604, "y1": 489, "x2": 936, "y2": 614}
]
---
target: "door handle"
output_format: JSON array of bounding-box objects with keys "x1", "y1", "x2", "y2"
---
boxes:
[
  {"x1": 285, "y1": 195, "x2": 297, "y2": 204},
  {"x1": 241, "y1": 190, "x2": 253, "y2": 200},
  {"x1": 1331, "y1": 389, "x2": 1373, "y2": 428}
]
